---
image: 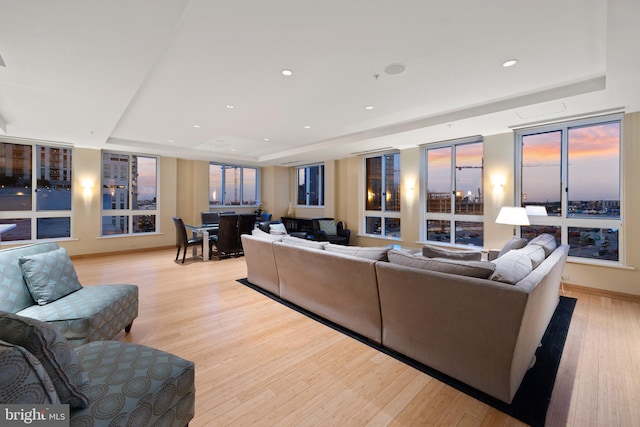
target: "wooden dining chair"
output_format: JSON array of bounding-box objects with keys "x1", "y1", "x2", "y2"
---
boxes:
[{"x1": 173, "y1": 217, "x2": 205, "y2": 263}]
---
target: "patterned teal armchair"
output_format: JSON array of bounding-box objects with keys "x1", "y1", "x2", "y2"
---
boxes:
[{"x1": 0, "y1": 311, "x2": 195, "y2": 426}]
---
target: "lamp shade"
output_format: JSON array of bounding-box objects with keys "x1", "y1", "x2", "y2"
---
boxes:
[
  {"x1": 525, "y1": 205, "x2": 548, "y2": 216},
  {"x1": 496, "y1": 206, "x2": 530, "y2": 226}
]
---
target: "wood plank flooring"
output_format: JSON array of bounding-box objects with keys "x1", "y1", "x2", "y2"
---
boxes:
[{"x1": 71, "y1": 248, "x2": 640, "y2": 426}]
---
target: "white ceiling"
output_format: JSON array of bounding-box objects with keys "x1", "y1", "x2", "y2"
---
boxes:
[{"x1": 0, "y1": 0, "x2": 638, "y2": 167}]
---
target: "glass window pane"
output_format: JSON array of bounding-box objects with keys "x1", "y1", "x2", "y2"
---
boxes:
[
  {"x1": 242, "y1": 168, "x2": 257, "y2": 205},
  {"x1": 521, "y1": 131, "x2": 562, "y2": 216},
  {"x1": 37, "y1": 217, "x2": 70, "y2": 239},
  {"x1": 133, "y1": 215, "x2": 155, "y2": 233},
  {"x1": 521, "y1": 225, "x2": 561, "y2": 246},
  {"x1": 0, "y1": 218, "x2": 31, "y2": 241},
  {"x1": 102, "y1": 153, "x2": 129, "y2": 210},
  {"x1": 385, "y1": 153, "x2": 401, "y2": 212},
  {"x1": 427, "y1": 147, "x2": 451, "y2": 213},
  {"x1": 132, "y1": 156, "x2": 156, "y2": 210},
  {"x1": 365, "y1": 216, "x2": 381, "y2": 235},
  {"x1": 366, "y1": 157, "x2": 382, "y2": 211},
  {"x1": 455, "y1": 143, "x2": 483, "y2": 215},
  {"x1": 568, "y1": 227, "x2": 618, "y2": 261},
  {"x1": 102, "y1": 215, "x2": 129, "y2": 235},
  {"x1": 385, "y1": 217, "x2": 401, "y2": 238},
  {"x1": 36, "y1": 146, "x2": 72, "y2": 211},
  {"x1": 568, "y1": 122, "x2": 620, "y2": 218},
  {"x1": 297, "y1": 167, "x2": 307, "y2": 205},
  {"x1": 209, "y1": 164, "x2": 223, "y2": 206},
  {"x1": 224, "y1": 166, "x2": 241, "y2": 205},
  {"x1": 454, "y1": 221, "x2": 483, "y2": 247},
  {"x1": 427, "y1": 220, "x2": 450, "y2": 242},
  {"x1": 0, "y1": 143, "x2": 32, "y2": 211},
  {"x1": 308, "y1": 165, "x2": 320, "y2": 206}
]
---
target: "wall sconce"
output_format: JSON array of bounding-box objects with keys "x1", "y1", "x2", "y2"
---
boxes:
[
  {"x1": 81, "y1": 179, "x2": 94, "y2": 204},
  {"x1": 492, "y1": 174, "x2": 506, "y2": 192}
]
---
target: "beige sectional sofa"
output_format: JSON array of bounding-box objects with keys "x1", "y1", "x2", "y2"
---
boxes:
[{"x1": 240, "y1": 232, "x2": 569, "y2": 404}]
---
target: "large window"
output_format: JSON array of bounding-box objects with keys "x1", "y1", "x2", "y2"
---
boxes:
[
  {"x1": 297, "y1": 164, "x2": 324, "y2": 206},
  {"x1": 517, "y1": 115, "x2": 621, "y2": 262},
  {"x1": 209, "y1": 164, "x2": 259, "y2": 207},
  {"x1": 424, "y1": 138, "x2": 484, "y2": 247},
  {"x1": 0, "y1": 141, "x2": 72, "y2": 242},
  {"x1": 101, "y1": 152, "x2": 158, "y2": 236},
  {"x1": 364, "y1": 152, "x2": 401, "y2": 238}
]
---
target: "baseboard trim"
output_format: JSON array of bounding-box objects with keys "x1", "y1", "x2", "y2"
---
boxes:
[
  {"x1": 562, "y1": 282, "x2": 640, "y2": 303},
  {"x1": 70, "y1": 245, "x2": 175, "y2": 260}
]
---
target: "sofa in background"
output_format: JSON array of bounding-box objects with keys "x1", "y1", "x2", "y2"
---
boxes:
[
  {"x1": 240, "y1": 232, "x2": 569, "y2": 403},
  {"x1": 0, "y1": 310, "x2": 195, "y2": 426},
  {"x1": 0, "y1": 242, "x2": 138, "y2": 347}
]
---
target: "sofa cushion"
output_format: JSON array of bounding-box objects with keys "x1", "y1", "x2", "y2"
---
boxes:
[
  {"x1": 0, "y1": 339, "x2": 61, "y2": 404},
  {"x1": 281, "y1": 235, "x2": 327, "y2": 250},
  {"x1": 317, "y1": 219, "x2": 338, "y2": 235},
  {"x1": 422, "y1": 244, "x2": 482, "y2": 261},
  {"x1": 0, "y1": 311, "x2": 90, "y2": 408},
  {"x1": 269, "y1": 223, "x2": 288, "y2": 235},
  {"x1": 251, "y1": 228, "x2": 284, "y2": 241},
  {"x1": 19, "y1": 247, "x2": 82, "y2": 305},
  {"x1": 490, "y1": 248, "x2": 534, "y2": 284},
  {"x1": 388, "y1": 250, "x2": 495, "y2": 279},
  {"x1": 518, "y1": 244, "x2": 546, "y2": 269},
  {"x1": 325, "y1": 243, "x2": 389, "y2": 261},
  {"x1": 528, "y1": 233, "x2": 557, "y2": 257},
  {"x1": 497, "y1": 236, "x2": 528, "y2": 259}
]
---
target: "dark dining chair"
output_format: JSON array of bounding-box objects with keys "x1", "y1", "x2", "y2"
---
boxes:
[
  {"x1": 211, "y1": 214, "x2": 239, "y2": 259},
  {"x1": 237, "y1": 213, "x2": 257, "y2": 254},
  {"x1": 173, "y1": 217, "x2": 205, "y2": 263}
]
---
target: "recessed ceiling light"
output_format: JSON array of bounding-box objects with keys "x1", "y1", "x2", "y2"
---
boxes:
[
  {"x1": 226, "y1": 104, "x2": 235, "y2": 109},
  {"x1": 365, "y1": 105, "x2": 374, "y2": 110},
  {"x1": 168, "y1": 139, "x2": 174, "y2": 143},
  {"x1": 263, "y1": 138, "x2": 270, "y2": 142},
  {"x1": 384, "y1": 63, "x2": 406, "y2": 75},
  {"x1": 193, "y1": 124, "x2": 200, "y2": 128},
  {"x1": 281, "y1": 69, "x2": 293, "y2": 76},
  {"x1": 502, "y1": 59, "x2": 518, "y2": 67},
  {"x1": 304, "y1": 125, "x2": 311, "y2": 129}
]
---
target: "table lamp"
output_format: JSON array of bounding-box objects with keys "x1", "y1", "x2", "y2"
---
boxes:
[{"x1": 496, "y1": 206, "x2": 530, "y2": 235}]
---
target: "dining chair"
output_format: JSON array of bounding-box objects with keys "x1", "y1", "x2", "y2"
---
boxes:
[
  {"x1": 237, "y1": 213, "x2": 257, "y2": 254},
  {"x1": 211, "y1": 214, "x2": 239, "y2": 259},
  {"x1": 173, "y1": 217, "x2": 204, "y2": 263}
]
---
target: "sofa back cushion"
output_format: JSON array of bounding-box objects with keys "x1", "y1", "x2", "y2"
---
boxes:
[
  {"x1": 280, "y1": 235, "x2": 328, "y2": 250},
  {"x1": 422, "y1": 244, "x2": 482, "y2": 261},
  {"x1": 251, "y1": 228, "x2": 284, "y2": 242},
  {"x1": 527, "y1": 233, "x2": 557, "y2": 257},
  {"x1": 0, "y1": 242, "x2": 60, "y2": 313},
  {"x1": 19, "y1": 247, "x2": 83, "y2": 305},
  {"x1": 490, "y1": 248, "x2": 534, "y2": 284},
  {"x1": 0, "y1": 311, "x2": 90, "y2": 408},
  {"x1": 325, "y1": 243, "x2": 389, "y2": 261},
  {"x1": 497, "y1": 237, "x2": 528, "y2": 259},
  {"x1": 388, "y1": 250, "x2": 495, "y2": 279}
]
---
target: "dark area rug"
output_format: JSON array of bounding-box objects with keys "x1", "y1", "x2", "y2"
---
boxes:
[{"x1": 236, "y1": 278, "x2": 576, "y2": 427}]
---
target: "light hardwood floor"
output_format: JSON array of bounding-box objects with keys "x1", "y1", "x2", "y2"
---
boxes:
[{"x1": 72, "y1": 248, "x2": 640, "y2": 427}]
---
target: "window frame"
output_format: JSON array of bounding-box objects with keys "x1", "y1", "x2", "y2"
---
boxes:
[
  {"x1": 208, "y1": 163, "x2": 260, "y2": 208},
  {"x1": 422, "y1": 137, "x2": 485, "y2": 248},
  {"x1": 515, "y1": 114, "x2": 623, "y2": 265},
  {"x1": 100, "y1": 151, "x2": 159, "y2": 237},
  {"x1": 296, "y1": 163, "x2": 325, "y2": 207},
  {"x1": 0, "y1": 139, "x2": 73, "y2": 244},
  {"x1": 362, "y1": 151, "x2": 401, "y2": 239}
]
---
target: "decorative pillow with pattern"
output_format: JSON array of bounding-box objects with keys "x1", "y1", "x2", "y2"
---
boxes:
[
  {"x1": 317, "y1": 220, "x2": 338, "y2": 236},
  {"x1": 0, "y1": 311, "x2": 90, "y2": 408},
  {"x1": 19, "y1": 248, "x2": 83, "y2": 305}
]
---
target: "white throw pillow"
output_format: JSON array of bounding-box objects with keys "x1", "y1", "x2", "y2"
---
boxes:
[
  {"x1": 269, "y1": 223, "x2": 287, "y2": 235},
  {"x1": 490, "y1": 248, "x2": 534, "y2": 284}
]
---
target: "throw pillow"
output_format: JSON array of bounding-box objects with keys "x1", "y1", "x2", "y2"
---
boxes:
[
  {"x1": 422, "y1": 244, "x2": 482, "y2": 261},
  {"x1": 388, "y1": 250, "x2": 495, "y2": 279},
  {"x1": 269, "y1": 223, "x2": 288, "y2": 235},
  {"x1": 528, "y1": 233, "x2": 557, "y2": 257},
  {"x1": 19, "y1": 247, "x2": 83, "y2": 305},
  {"x1": 497, "y1": 236, "x2": 528, "y2": 259},
  {"x1": 490, "y1": 248, "x2": 534, "y2": 284},
  {"x1": 325, "y1": 244, "x2": 389, "y2": 261},
  {"x1": 518, "y1": 244, "x2": 546, "y2": 270},
  {"x1": 317, "y1": 220, "x2": 338, "y2": 236},
  {"x1": 0, "y1": 311, "x2": 90, "y2": 408}
]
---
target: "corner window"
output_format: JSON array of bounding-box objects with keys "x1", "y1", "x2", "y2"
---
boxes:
[
  {"x1": 364, "y1": 152, "x2": 401, "y2": 238},
  {"x1": 424, "y1": 138, "x2": 484, "y2": 247},
  {"x1": 101, "y1": 152, "x2": 158, "y2": 236},
  {"x1": 517, "y1": 115, "x2": 621, "y2": 262},
  {"x1": 0, "y1": 142, "x2": 72, "y2": 242},
  {"x1": 297, "y1": 164, "x2": 324, "y2": 206},
  {"x1": 209, "y1": 164, "x2": 259, "y2": 207}
]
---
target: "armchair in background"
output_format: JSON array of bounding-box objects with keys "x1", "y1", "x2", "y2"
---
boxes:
[{"x1": 313, "y1": 218, "x2": 351, "y2": 245}]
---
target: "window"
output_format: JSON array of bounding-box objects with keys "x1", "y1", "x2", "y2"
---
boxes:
[
  {"x1": 297, "y1": 164, "x2": 324, "y2": 206},
  {"x1": 101, "y1": 152, "x2": 158, "y2": 236},
  {"x1": 364, "y1": 152, "x2": 400, "y2": 238},
  {"x1": 209, "y1": 164, "x2": 259, "y2": 207},
  {"x1": 0, "y1": 142, "x2": 72, "y2": 242},
  {"x1": 424, "y1": 138, "x2": 484, "y2": 247},
  {"x1": 517, "y1": 115, "x2": 621, "y2": 262}
]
